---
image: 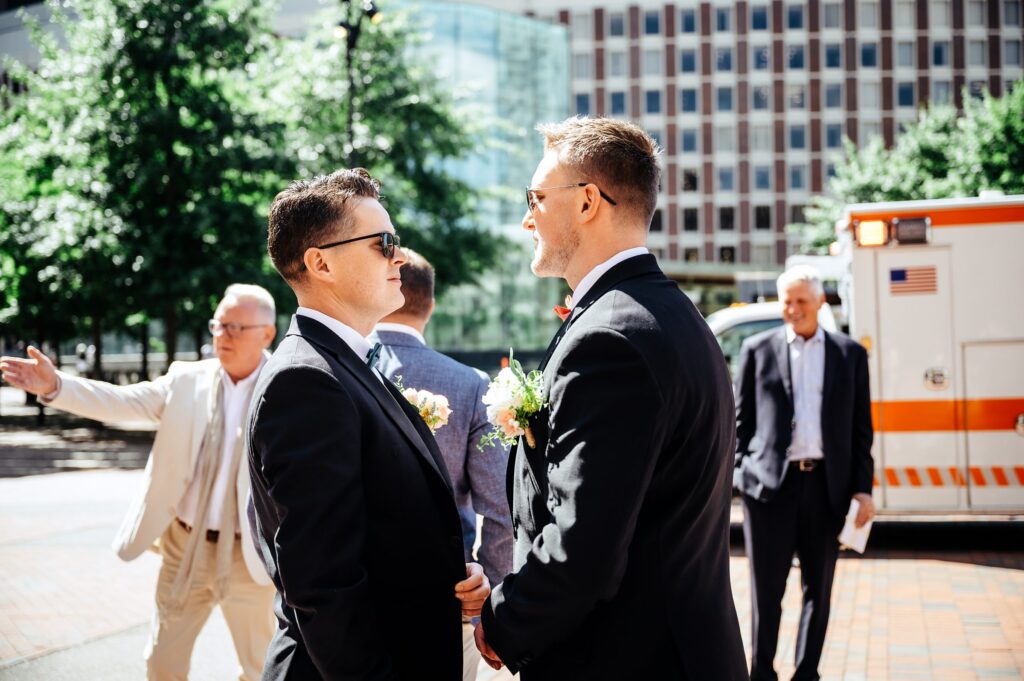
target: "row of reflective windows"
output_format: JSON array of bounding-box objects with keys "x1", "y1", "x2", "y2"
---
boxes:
[
  {"x1": 649, "y1": 204, "x2": 808, "y2": 233},
  {"x1": 573, "y1": 39, "x2": 1022, "y2": 80},
  {"x1": 578, "y1": 1, "x2": 1021, "y2": 40},
  {"x1": 650, "y1": 244, "x2": 777, "y2": 266},
  {"x1": 573, "y1": 76, "x2": 994, "y2": 118},
  {"x1": 675, "y1": 165, "x2": 824, "y2": 192}
]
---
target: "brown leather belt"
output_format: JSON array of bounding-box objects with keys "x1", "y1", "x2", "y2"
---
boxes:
[
  {"x1": 793, "y1": 459, "x2": 820, "y2": 472},
  {"x1": 176, "y1": 518, "x2": 222, "y2": 543}
]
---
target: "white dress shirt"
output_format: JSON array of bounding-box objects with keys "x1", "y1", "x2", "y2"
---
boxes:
[
  {"x1": 787, "y1": 324, "x2": 825, "y2": 461},
  {"x1": 177, "y1": 360, "x2": 263, "y2": 530},
  {"x1": 296, "y1": 306, "x2": 383, "y2": 384},
  {"x1": 568, "y1": 247, "x2": 650, "y2": 309},
  {"x1": 374, "y1": 322, "x2": 426, "y2": 345}
]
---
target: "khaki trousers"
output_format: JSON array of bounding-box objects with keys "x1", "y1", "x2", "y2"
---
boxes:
[{"x1": 144, "y1": 520, "x2": 275, "y2": 681}]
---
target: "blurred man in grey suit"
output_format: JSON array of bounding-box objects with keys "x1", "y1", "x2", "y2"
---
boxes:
[{"x1": 371, "y1": 248, "x2": 512, "y2": 681}]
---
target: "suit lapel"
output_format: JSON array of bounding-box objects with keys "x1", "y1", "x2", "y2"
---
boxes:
[
  {"x1": 772, "y1": 328, "x2": 794, "y2": 403},
  {"x1": 821, "y1": 331, "x2": 838, "y2": 412},
  {"x1": 288, "y1": 316, "x2": 452, "y2": 492}
]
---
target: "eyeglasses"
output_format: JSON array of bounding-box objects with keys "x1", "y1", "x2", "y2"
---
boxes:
[
  {"x1": 315, "y1": 231, "x2": 401, "y2": 259},
  {"x1": 208, "y1": 319, "x2": 270, "y2": 338},
  {"x1": 525, "y1": 182, "x2": 617, "y2": 215}
]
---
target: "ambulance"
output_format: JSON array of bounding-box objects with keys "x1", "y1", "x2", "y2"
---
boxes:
[{"x1": 707, "y1": 193, "x2": 1024, "y2": 514}]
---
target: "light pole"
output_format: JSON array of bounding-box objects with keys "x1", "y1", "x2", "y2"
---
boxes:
[{"x1": 335, "y1": 0, "x2": 382, "y2": 166}]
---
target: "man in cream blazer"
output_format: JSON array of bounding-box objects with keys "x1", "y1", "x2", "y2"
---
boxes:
[{"x1": 1, "y1": 284, "x2": 277, "y2": 681}]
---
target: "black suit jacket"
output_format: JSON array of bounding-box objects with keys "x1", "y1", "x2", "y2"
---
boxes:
[
  {"x1": 246, "y1": 315, "x2": 466, "y2": 681},
  {"x1": 733, "y1": 325, "x2": 875, "y2": 517},
  {"x1": 480, "y1": 254, "x2": 748, "y2": 681}
]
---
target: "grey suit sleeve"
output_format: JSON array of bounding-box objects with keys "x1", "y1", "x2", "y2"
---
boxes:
[
  {"x1": 466, "y1": 372, "x2": 513, "y2": 585},
  {"x1": 851, "y1": 344, "x2": 875, "y2": 495}
]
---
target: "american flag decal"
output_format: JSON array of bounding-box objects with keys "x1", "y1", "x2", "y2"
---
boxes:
[{"x1": 890, "y1": 266, "x2": 938, "y2": 295}]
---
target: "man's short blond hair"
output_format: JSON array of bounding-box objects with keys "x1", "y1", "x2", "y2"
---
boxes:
[{"x1": 536, "y1": 116, "x2": 661, "y2": 226}]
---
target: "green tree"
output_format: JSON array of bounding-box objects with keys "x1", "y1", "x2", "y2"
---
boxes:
[{"x1": 949, "y1": 81, "x2": 1024, "y2": 197}]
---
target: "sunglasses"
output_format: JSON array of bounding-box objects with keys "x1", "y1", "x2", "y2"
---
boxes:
[
  {"x1": 315, "y1": 231, "x2": 401, "y2": 259},
  {"x1": 525, "y1": 182, "x2": 618, "y2": 215}
]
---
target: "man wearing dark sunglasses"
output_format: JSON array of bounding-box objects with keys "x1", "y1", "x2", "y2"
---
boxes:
[{"x1": 247, "y1": 168, "x2": 488, "y2": 681}]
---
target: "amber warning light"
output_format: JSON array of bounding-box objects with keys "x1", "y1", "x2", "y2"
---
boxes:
[{"x1": 855, "y1": 220, "x2": 889, "y2": 246}]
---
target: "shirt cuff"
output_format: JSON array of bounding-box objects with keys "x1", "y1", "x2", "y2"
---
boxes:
[{"x1": 39, "y1": 375, "x2": 62, "y2": 403}]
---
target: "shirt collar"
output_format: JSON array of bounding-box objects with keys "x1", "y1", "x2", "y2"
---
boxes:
[
  {"x1": 373, "y1": 322, "x2": 426, "y2": 345},
  {"x1": 569, "y1": 247, "x2": 649, "y2": 309},
  {"x1": 786, "y1": 323, "x2": 825, "y2": 345},
  {"x1": 296, "y1": 306, "x2": 373, "y2": 361}
]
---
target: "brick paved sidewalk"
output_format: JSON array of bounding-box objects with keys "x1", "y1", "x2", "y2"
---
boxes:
[{"x1": 1, "y1": 469, "x2": 1022, "y2": 680}]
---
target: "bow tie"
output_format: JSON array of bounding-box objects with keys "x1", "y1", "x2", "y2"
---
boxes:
[
  {"x1": 365, "y1": 342, "x2": 382, "y2": 369},
  {"x1": 553, "y1": 294, "x2": 573, "y2": 322}
]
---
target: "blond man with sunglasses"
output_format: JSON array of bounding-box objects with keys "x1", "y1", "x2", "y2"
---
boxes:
[{"x1": 0, "y1": 283, "x2": 278, "y2": 681}]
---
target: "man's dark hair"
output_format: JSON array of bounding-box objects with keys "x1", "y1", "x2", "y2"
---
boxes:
[
  {"x1": 537, "y1": 116, "x2": 661, "y2": 227},
  {"x1": 393, "y1": 248, "x2": 434, "y2": 319},
  {"x1": 267, "y1": 168, "x2": 381, "y2": 283}
]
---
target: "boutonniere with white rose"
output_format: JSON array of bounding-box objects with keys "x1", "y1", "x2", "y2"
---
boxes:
[
  {"x1": 479, "y1": 351, "x2": 545, "y2": 450},
  {"x1": 394, "y1": 376, "x2": 452, "y2": 434}
]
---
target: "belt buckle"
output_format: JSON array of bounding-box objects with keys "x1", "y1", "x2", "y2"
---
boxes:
[{"x1": 798, "y1": 459, "x2": 817, "y2": 472}]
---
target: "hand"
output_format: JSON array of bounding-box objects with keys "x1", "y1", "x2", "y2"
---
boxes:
[
  {"x1": 0, "y1": 346, "x2": 59, "y2": 396},
  {"x1": 853, "y1": 493, "x2": 875, "y2": 528},
  {"x1": 474, "y1": 621, "x2": 503, "y2": 670},
  {"x1": 454, "y1": 562, "x2": 490, "y2": 618}
]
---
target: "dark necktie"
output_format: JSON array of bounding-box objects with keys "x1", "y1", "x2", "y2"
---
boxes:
[{"x1": 365, "y1": 342, "x2": 382, "y2": 369}]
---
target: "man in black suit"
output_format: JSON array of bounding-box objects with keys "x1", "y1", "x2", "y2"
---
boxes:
[
  {"x1": 734, "y1": 265, "x2": 876, "y2": 681},
  {"x1": 246, "y1": 169, "x2": 490, "y2": 680},
  {"x1": 474, "y1": 117, "x2": 748, "y2": 680}
]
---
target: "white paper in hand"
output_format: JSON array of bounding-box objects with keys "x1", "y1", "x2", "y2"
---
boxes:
[{"x1": 838, "y1": 498, "x2": 873, "y2": 554}]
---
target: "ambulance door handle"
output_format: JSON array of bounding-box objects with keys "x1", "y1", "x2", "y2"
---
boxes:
[
  {"x1": 1015, "y1": 414, "x2": 1024, "y2": 438},
  {"x1": 924, "y1": 367, "x2": 948, "y2": 390}
]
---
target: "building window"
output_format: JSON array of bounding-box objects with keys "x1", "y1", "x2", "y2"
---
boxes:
[
  {"x1": 897, "y1": 82, "x2": 915, "y2": 107},
  {"x1": 826, "y1": 123, "x2": 843, "y2": 148},
  {"x1": 788, "y1": 45, "x2": 805, "y2": 69},
  {"x1": 826, "y1": 163, "x2": 837, "y2": 179},
  {"x1": 573, "y1": 54, "x2": 593, "y2": 80},
  {"x1": 933, "y1": 41, "x2": 950, "y2": 66},
  {"x1": 790, "y1": 125, "x2": 806, "y2": 149},
  {"x1": 717, "y1": 86, "x2": 734, "y2": 112},
  {"x1": 897, "y1": 42, "x2": 915, "y2": 68},
  {"x1": 862, "y1": 121, "x2": 882, "y2": 141},
  {"x1": 788, "y1": 4, "x2": 804, "y2": 28},
  {"x1": 681, "y1": 128, "x2": 698, "y2": 152},
  {"x1": 719, "y1": 246, "x2": 736, "y2": 263},
  {"x1": 684, "y1": 247, "x2": 700, "y2": 262},
  {"x1": 718, "y1": 168, "x2": 735, "y2": 191},
  {"x1": 680, "y1": 49, "x2": 697, "y2": 73},
  {"x1": 825, "y1": 43, "x2": 842, "y2": 68},
  {"x1": 968, "y1": 40, "x2": 986, "y2": 66},
  {"x1": 752, "y1": 85, "x2": 771, "y2": 110},
  {"x1": 753, "y1": 244, "x2": 773, "y2": 264},
  {"x1": 680, "y1": 9, "x2": 697, "y2": 33},
  {"x1": 645, "y1": 90, "x2": 662, "y2": 114},
  {"x1": 860, "y1": 2, "x2": 879, "y2": 27},
  {"x1": 791, "y1": 205, "x2": 808, "y2": 223},
  {"x1": 717, "y1": 7, "x2": 732, "y2": 30},
  {"x1": 824, "y1": 2, "x2": 842, "y2": 27},
  {"x1": 682, "y1": 169, "x2": 699, "y2": 191},
  {"x1": 1006, "y1": 40, "x2": 1023, "y2": 66},
  {"x1": 572, "y1": 13, "x2": 593, "y2": 40},
  {"x1": 755, "y1": 205, "x2": 772, "y2": 230},
  {"x1": 933, "y1": 80, "x2": 951, "y2": 104},
  {"x1": 680, "y1": 88, "x2": 698, "y2": 112},
  {"x1": 825, "y1": 83, "x2": 843, "y2": 108},
  {"x1": 1007, "y1": 1, "x2": 1022, "y2": 25},
  {"x1": 969, "y1": 80, "x2": 986, "y2": 98},
  {"x1": 649, "y1": 129, "x2": 663, "y2": 150},
  {"x1": 645, "y1": 10, "x2": 661, "y2": 35},
  {"x1": 752, "y1": 125, "x2": 773, "y2": 151},
  {"x1": 754, "y1": 166, "x2": 772, "y2": 190},
  {"x1": 788, "y1": 84, "x2": 806, "y2": 109},
  {"x1": 609, "y1": 51, "x2": 627, "y2": 77},
  {"x1": 609, "y1": 12, "x2": 625, "y2": 37},
  {"x1": 717, "y1": 126, "x2": 736, "y2": 152},
  {"x1": 860, "y1": 81, "x2": 880, "y2": 107},
  {"x1": 790, "y1": 165, "x2": 807, "y2": 190},
  {"x1": 719, "y1": 207, "x2": 736, "y2": 231},
  {"x1": 861, "y1": 43, "x2": 878, "y2": 67},
  {"x1": 753, "y1": 45, "x2": 770, "y2": 70},
  {"x1": 933, "y1": 1, "x2": 951, "y2": 27},
  {"x1": 752, "y1": 5, "x2": 769, "y2": 29},
  {"x1": 967, "y1": 0, "x2": 986, "y2": 25},
  {"x1": 643, "y1": 49, "x2": 662, "y2": 75},
  {"x1": 610, "y1": 91, "x2": 626, "y2": 115},
  {"x1": 650, "y1": 209, "x2": 663, "y2": 232},
  {"x1": 575, "y1": 94, "x2": 591, "y2": 115},
  {"x1": 683, "y1": 208, "x2": 699, "y2": 231},
  {"x1": 717, "y1": 47, "x2": 733, "y2": 71},
  {"x1": 895, "y1": 1, "x2": 915, "y2": 25}
]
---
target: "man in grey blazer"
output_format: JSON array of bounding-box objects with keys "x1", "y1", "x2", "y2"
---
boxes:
[{"x1": 371, "y1": 248, "x2": 513, "y2": 681}]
